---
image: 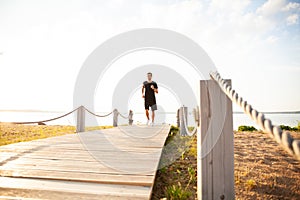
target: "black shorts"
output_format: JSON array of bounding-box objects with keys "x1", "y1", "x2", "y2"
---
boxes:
[{"x1": 145, "y1": 103, "x2": 157, "y2": 111}]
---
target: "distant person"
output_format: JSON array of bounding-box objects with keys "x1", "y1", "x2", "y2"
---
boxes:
[{"x1": 142, "y1": 72, "x2": 158, "y2": 126}]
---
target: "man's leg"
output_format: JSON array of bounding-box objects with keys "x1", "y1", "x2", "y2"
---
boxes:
[
  {"x1": 151, "y1": 110, "x2": 155, "y2": 123},
  {"x1": 145, "y1": 103, "x2": 150, "y2": 125},
  {"x1": 146, "y1": 109, "x2": 151, "y2": 125},
  {"x1": 145, "y1": 109, "x2": 150, "y2": 120},
  {"x1": 150, "y1": 104, "x2": 157, "y2": 125}
]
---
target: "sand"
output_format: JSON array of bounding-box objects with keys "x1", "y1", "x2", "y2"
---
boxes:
[{"x1": 152, "y1": 130, "x2": 300, "y2": 200}]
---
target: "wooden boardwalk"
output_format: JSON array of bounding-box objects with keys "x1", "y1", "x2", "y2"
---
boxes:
[{"x1": 0, "y1": 124, "x2": 170, "y2": 200}]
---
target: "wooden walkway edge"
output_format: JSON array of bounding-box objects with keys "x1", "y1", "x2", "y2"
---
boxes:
[{"x1": 0, "y1": 124, "x2": 170, "y2": 200}]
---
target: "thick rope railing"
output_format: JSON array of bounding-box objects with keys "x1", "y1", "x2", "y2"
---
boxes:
[
  {"x1": 210, "y1": 71, "x2": 300, "y2": 160},
  {"x1": 11, "y1": 107, "x2": 80, "y2": 125},
  {"x1": 181, "y1": 108, "x2": 197, "y2": 136},
  {"x1": 9, "y1": 107, "x2": 120, "y2": 125},
  {"x1": 118, "y1": 112, "x2": 129, "y2": 119},
  {"x1": 82, "y1": 107, "x2": 131, "y2": 127},
  {"x1": 84, "y1": 107, "x2": 113, "y2": 118}
]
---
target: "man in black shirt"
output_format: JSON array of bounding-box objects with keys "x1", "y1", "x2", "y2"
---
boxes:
[{"x1": 142, "y1": 72, "x2": 158, "y2": 126}]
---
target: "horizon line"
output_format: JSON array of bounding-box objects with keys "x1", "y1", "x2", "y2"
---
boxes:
[{"x1": 0, "y1": 109, "x2": 300, "y2": 114}]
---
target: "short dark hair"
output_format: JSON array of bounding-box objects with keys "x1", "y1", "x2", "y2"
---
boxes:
[{"x1": 147, "y1": 72, "x2": 152, "y2": 75}]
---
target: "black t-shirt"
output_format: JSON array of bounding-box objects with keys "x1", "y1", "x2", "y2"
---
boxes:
[{"x1": 143, "y1": 81, "x2": 158, "y2": 105}]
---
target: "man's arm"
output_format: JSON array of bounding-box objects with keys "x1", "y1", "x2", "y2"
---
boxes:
[
  {"x1": 153, "y1": 87, "x2": 158, "y2": 93},
  {"x1": 151, "y1": 84, "x2": 158, "y2": 93},
  {"x1": 142, "y1": 85, "x2": 145, "y2": 98}
]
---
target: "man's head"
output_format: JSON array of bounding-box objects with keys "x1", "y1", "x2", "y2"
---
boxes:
[{"x1": 147, "y1": 72, "x2": 152, "y2": 81}]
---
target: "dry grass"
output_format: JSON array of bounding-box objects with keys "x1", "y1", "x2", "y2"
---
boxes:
[
  {"x1": 152, "y1": 129, "x2": 300, "y2": 200},
  {"x1": 0, "y1": 123, "x2": 113, "y2": 146}
]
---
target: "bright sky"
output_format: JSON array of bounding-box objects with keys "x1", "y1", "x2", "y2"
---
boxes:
[{"x1": 0, "y1": 0, "x2": 299, "y2": 113}]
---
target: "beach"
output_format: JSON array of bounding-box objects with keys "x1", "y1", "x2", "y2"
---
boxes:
[{"x1": 233, "y1": 131, "x2": 300, "y2": 200}]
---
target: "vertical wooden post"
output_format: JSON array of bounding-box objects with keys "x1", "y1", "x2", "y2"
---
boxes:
[
  {"x1": 76, "y1": 106, "x2": 85, "y2": 133},
  {"x1": 113, "y1": 109, "x2": 118, "y2": 127},
  {"x1": 193, "y1": 107, "x2": 200, "y2": 125},
  {"x1": 179, "y1": 106, "x2": 188, "y2": 136},
  {"x1": 128, "y1": 110, "x2": 133, "y2": 126},
  {"x1": 198, "y1": 80, "x2": 234, "y2": 200},
  {"x1": 176, "y1": 109, "x2": 180, "y2": 127}
]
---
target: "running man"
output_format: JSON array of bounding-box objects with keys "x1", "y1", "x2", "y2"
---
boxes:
[{"x1": 142, "y1": 72, "x2": 158, "y2": 126}]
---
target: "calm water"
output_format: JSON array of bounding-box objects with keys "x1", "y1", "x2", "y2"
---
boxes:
[{"x1": 0, "y1": 111, "x2": 299, "y2": 130}]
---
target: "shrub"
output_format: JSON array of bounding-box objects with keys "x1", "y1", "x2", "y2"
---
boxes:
[
  {"x1": 280, "y1": 125, "x2": 298, "y2": 131},
  {"x1": 169, "y1": 126, "x2": 179, "y2": 135},
  {"x1": 238, "y1": 125, "x2": 257, "y2": 132}
]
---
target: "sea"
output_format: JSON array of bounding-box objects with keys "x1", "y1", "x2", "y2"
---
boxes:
[{"x1": 0, "y1": 111, "x2": 299, "y2": 131}]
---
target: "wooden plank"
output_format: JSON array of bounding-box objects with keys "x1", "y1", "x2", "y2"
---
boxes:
[
  {"x1": 1, "y1": 158, "x2": 160, "y2": 174},
  {"x1": 0, "y1": 190, "x2": 146, "y2": 200},
  {"x1": 0, "y1": 149, "x2": 163, "y2": 160},
  {"x1": 0, "y1": 151, "x2": 162, "y2": 162},
  {"x1": 0, "y1": 145, "x2": 164, "y2": 153},
  {"x1": 198, "y1": 80, "x2": 235, "y2": 200},
  {"x1": 0, "y1": 167, "x2": 155, "y2": 179},
  {"x1": 11, "y1": 159, "x2": 158, "y2": 174},
  {"x1": 0, "y1": 177, "x2": 150, "y2": 199},
  {"x1": 0, "y1": 152, "x2": 162, "y2": 165},
  {"x1": 0, "y1": 169, "x2": 153, "y2": 186}
]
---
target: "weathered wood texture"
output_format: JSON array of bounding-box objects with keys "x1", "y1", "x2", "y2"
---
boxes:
[
  {"x1": 179, "y1": 106, "x2": 188, "y2": 136},
  {"x1": 198, "y1": 80, "x2": 235, "y2": 200},
  {"x1": 0, "y1": 124, "x2": 170, "y2": 200},
  {"x1": 76, "y1": 106, "x2": 85, "y2": 133},
  {"x1": 113, "y1": 109, "x2": 119, "y2": 127}
]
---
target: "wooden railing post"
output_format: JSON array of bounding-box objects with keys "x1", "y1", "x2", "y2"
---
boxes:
[
  {"x1": 113, "y1": 109, "x2": 118, "y2": 127},
  {"x1": 179, "y1": 106, "x2": 188, "y2": 136},
  {"x1": 76, "y1": 106, "x2": 85, "y2": 133},
  {"x1": 198, "y1": 80, "x2": 235, "y2": 200},
  {"x1": 128, "y1": 110, "x2": 133, "y2": 125},
  {"x1": 176, "y1": 109, "x2": 180, "y2": 127}
]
